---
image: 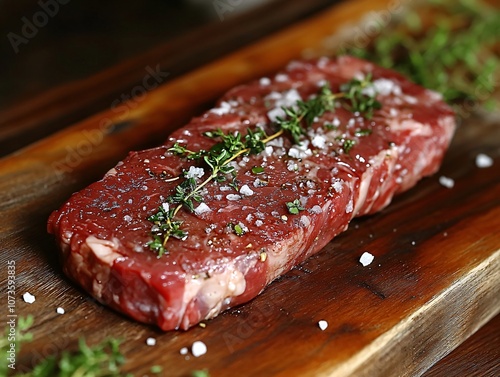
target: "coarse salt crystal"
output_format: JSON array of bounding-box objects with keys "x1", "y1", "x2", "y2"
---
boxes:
[
  {"x1": 210, "y1": 101, "x2": 232, "y2": 115},
  {"x1": 318, "y1": 320, "x2": 328, "y2": 331},
  {"x1": 146, "y1": 337, "x2": 156, "y2": 346},
  {"x1": 345, "y1": 199, "x2": 353, "y2": 213},
  {"x1": 267, "y1": 107, "x2": 285, "y2": 122},
  {"x1": 180, "y1": 347, "x2": 188, "y2": 355},
  {"x1": 240, "y1": 185, "x2": 254, "y2": 196},
  {"x1": 475, "y1": 153, "x2": 493, "y2": 168},
  {"x1": 312, "y1": 135, "x2": 326, "y2": 149},
  {"x1": 23, "y1": 292, "x2": 35, "y2": 304},
  {"x1": 359, "y1": 252, "x2": 374, "y2": 267},
  {"x1": 299, "y1": 215, "x2": 311, "y2": 227},
  {"x1": 56, "y1": 307, "x2": 65, "y2": 315},
  {"x1": 191, "y1": 341, "x2": 207, "y2": 357},
  {"x1": 275, "y1": 73, "x2": 288, "y2": 82},
  {"x1": 439, "y1": 176, "x2": 455, "y2": 189},
  {"x1": 226, "y1": 194, "x2": 241, "y2": 201},
  {"x1": 260, "y1": 77, "x2": 271, "y2": 86},
  {"x1": 186, "y1": 166, "x2": 205, "y2": 179},
  {"x1": 310, "y1": 205, "x2": 323, "y2": 214},
  {"x1": 194, "y1": 203, "x2": 211, "y2": 215}
]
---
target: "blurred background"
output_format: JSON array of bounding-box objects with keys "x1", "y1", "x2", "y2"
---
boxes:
[{"x1": 0, "y1": 0, "x2": 338, "y2": 155}]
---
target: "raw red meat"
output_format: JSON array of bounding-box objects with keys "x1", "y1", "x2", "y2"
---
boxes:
[{"x1": 48, "y1": 56, "x2": 455, "y2": 330}]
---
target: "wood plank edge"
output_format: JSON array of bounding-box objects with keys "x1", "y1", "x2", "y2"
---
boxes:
[{"x1": 320, "y1": 248, "x2": 500, "y2": 377}]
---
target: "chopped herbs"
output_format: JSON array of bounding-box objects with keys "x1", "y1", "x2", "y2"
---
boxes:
[
  {"x1": 148, "y1": 78, "x2": 382, "y2": 255},
  {"x1": 286, "y1": 199, "x2": 305, "y2": 215},
  {"x1": 340, "y1": 73, "x2": 381, "y2": 119},
  {"x1": 233, "y1": 223, "x2": 245, "y2": 236},
  {"x1": 251, "y1": 166, "x2": 265, "y2": 174},
  {"x1": 342, "y1": 139, "x2": 356, "y2": 153},
  {"x1": 355, "y1": 129, "x2": 372, "y2": 137}
]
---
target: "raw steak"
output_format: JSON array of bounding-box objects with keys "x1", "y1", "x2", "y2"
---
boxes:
[{"x1": 48, "y1": 56, "x2": 456, "y2": 330}]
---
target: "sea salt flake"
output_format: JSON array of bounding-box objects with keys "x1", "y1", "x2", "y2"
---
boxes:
[
  {"x1": 56, "y1": 307, "x2": 65, "y2": 315},
  {"x1": 194, "y1": 203, "x2": 211, "y2": 215},
  {"x1": 318, "y1": 320, "x2": 328, "y2": 331},
  {"x1": 275, "y1": 73, "x2": 288, "y2": 82},
  {"x1": 475, "y1": 153, "x2": 493, "y2": 168},
  {"x1": 146, "y1": 337, "x2": 156, "y2": 346},
  {"x1": 439, "y1": 176, "x2": 455, "y2": 189},
  {"x1": 310, "y1": 205, "x2": 323, "y2": 214},
  {"x1": 240, "y1": 185, "x2": 254, "y2": 196},
  {"x1": 260, "y1": 77, "x2": 271, "y2": 86},
  {"x1": 359, "y1": 252, "x2": 374, "y2": 267},
  {"x1": 23, "y1": 292, "x2": 35, "y2": 304},
  {"x1": 191, "y1": 341, "x2": 207, "y2": 357},
  {"x1": 186, "y1": 166, "x2": 205, "y2": 179}
]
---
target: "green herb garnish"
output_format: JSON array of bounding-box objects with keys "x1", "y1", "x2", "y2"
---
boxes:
[
  {"x1": 251, "y1": 166, "x2": 265, "y2": 174},
  {"x1": 233, "y1": 223, "x2": 245, "y2": 236},
  {"x1": 342, "y1": 139, "x2": 356, "y2": 153},
  {"x1": 148, "y1": 77, "x2": 381, "y2": 255},
  {"x1": 286, "y1": 199, "x2": 305, "y2": 215},
  {"x1": 191, "y1": 370, "x2": 210, "y2": 377},
  {"x1": 3, "y1": 318, "x2": 130, "y2": 377}
]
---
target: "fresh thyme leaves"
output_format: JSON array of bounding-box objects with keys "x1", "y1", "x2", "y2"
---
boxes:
[
  {"x1": 148, "y1": 77, "x2": 381, "y2": 255},
  {"x1": 342, "y1": 139, "x2": 356, "y2": 154},
  {"x1": 286, "y1": 199, "x2": 305, "y2": 215},
  {"x1": 340, "y1": 73, "x2": 381, "y2": 119},
  {"x1": 251, "y1": 166, "x2": 265, "y2": 174},
  {"x1": 354, "y1": 129, "x2": 372, "y2": 137},
  {"x1": 233, "y1": 223, "x2": 245, "y2": 236},
  {"x1": 344, "y1": 0, "x2": 500, "y2": 108}
]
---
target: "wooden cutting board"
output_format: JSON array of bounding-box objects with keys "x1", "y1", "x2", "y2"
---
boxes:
[{"x1": 1, "y1": 0, "x2": 499, "y2": 376}]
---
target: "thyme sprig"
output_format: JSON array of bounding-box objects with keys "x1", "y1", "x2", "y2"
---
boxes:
[{"x1": 148, "y1": 75, "x2": 381, "y2": 256}]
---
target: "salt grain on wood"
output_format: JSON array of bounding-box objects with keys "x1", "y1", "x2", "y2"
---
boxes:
[
  {"x1": 22, "y1": 292, "x2": 35, "y2": 304},
  {"x1": 191, "y1": 341, "x2": 207, "y2": 357},
  {"x1": 359, "y1": 252, "x2": 374, "y2": 267},
  {"x1": 475, "y1": 153, "x2": 493, "y2": 168}
]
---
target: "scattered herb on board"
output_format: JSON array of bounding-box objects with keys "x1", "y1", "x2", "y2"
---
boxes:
[
  {"x1": 191, "y1": 370, "x2": 210, "y2": 377},
  {"x1": 17, "y1": 338, "x2": 131, "y2": 377},
  {"x1": 343, "y1": 0, "x2": 500, "y2": 110},
  {"x1": 3, "y1": 318, "x2": 131, "y2": 377},
  {"x1": 286, "y1": 199, "x2": 305, "y2": 215},
  {"x1": 148, "y1": 76, "x2": 382, "y2": 256}
]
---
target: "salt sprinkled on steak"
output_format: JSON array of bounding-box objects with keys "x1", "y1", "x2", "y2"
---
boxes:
[{"x1": 48, "y1": 56, "x2": 455, "y2": 330}]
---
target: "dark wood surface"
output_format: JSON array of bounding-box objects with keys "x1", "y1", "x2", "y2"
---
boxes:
[
  {"x1": 0, "y1": 0, "x2": 338, "y2": 157},
  {"x1": 0, "y1": 0, "x2": 499, "y2": 376}
]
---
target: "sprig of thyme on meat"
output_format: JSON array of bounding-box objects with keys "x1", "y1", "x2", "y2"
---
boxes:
[{"x1": 147, "y1": 75, "x2": 381, "y2": 256}]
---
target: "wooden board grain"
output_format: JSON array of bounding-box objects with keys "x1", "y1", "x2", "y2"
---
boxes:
[{"x1": 0, "y1": 0, "x2": 499, "y2": 376}]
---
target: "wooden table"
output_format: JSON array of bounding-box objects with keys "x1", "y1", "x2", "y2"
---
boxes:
[{"x1": 1, "y1": 0, "x2": 498, "y2": 376}]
